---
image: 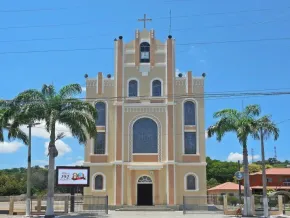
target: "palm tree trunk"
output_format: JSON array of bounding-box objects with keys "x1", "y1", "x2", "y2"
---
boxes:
[
  {"x1": 260, "y1": 129, "x2": 269, "y2": 217},
  {"x1": 45, "y1": 124, "x2": 56, "y2": 218},
  {"x1": 242, "y1": 144, "x2": 253, "y2": 216}
]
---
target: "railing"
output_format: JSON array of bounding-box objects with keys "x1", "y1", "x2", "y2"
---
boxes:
[
  {"x1": 283, "y1": 182, "x2": 290, "y2": 186},
  {"x1": 0, "y1": 195, "x2": 108, "y2": 215}
]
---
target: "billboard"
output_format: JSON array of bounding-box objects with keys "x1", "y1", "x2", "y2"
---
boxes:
[{"x1": 56, "y1": 166, "x2": 90, "y2": 186}]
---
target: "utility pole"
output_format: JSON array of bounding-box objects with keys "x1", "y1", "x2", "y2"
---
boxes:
[
  {"x1": 238, "y1": 160, "x2": 242, "y2": 204},
  {"x1": 251, "y1": 148, "x2": 254, "y2": 163},
  {"x1": 274, "y1": 145, "x2": 277, "y2": 160},
  {"x1": 26, "y1": 122, "x2": 40, "y2": 217},
  {"x1": 260, "y1": 129, "x2": 269, "y2": 218}
]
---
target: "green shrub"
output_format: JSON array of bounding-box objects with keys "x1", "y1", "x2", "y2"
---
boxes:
[{"x1": 228, "y1": 196, "x2": 239, "y2": 206}]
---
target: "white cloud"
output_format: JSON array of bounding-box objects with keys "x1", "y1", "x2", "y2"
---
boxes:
[
  {"x1": 44, "y1": 140, "x2": 72, "y2": 157},
  {"x1": 227, "y1": 152, "x2": 260, "y2": 162},
  {"x1": 67, "y1": 160, "x2": 84, "y2": 166},
  {"x1": 0, "y1": 141, "x2": 24, "y2": 153},
  {"x1": 20, "y1": 121, "x2": 72, "y2": 139},
  {"x1": 81, "y1": 87, "x2": 86, "y2": 92}
]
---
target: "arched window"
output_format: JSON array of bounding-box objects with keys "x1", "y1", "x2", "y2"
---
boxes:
[
  {"x1": 138, "y1": 176, "x2": 153, "y2": 184},
  {"x1": 186, "y1": 174, "x2": 196, "y2": 190},
  {"x1": 94, "y1": 175, "x2": 104, "y2": 190},
  {"x1": 128, "y1": 80, "x2": 138, "y2": 97},
  {"x1": 133, "y1": 118, "x2": 158, "y2": 153},
  {"x1": 184, "y1": 101, "x2": 196, "y2": 125},
  {"x1": 152, "y1": 80, "x2": 162, "y2": 96},
  {"x1": 140, "y1": 42, "x2": 150, "y2": 63},
  {"x1": 95, "y1": 102, "x2": 106, "y2": 126}
]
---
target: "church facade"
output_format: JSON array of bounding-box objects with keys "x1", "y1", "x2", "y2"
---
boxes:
[{"x1": 83, "y1": 28, "x2": 207, "y2": 207}]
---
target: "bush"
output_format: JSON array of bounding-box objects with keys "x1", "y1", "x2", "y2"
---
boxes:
[{"x1": 228, "y1": 196, "x2": 239, "y2": 206}]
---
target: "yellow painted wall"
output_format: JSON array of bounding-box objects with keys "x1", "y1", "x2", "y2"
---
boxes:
[{"x1": 175, "y1": 165, "x2": 207, "y2": 205}]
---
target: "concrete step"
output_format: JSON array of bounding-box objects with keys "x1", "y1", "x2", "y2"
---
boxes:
[{"x1": 116, "y1": 206, "x2": 174, "y2": 211}]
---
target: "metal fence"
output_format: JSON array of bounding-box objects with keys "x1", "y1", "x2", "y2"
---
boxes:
[
  {"x1": 0, "y1": 195, "x2": 108, "y2": 216},
  {"x1": 183, "y1": 195, "x2": 224, "y2": 214},
  {"x1": 253, "y1": 195, "x2": 279, "y2": 212},
  {"x1": 71, "y1": 195, "x2": 108, "y2": 215}
]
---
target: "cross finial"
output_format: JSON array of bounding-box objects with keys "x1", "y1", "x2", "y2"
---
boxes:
[{"x1": 138, "y1": 14, "x2": 152, "y2": 29}]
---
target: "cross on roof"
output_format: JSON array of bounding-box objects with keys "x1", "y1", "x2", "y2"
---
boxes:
[{"x1": 138, "y1": 14, "x2": 152, "y2": 29}]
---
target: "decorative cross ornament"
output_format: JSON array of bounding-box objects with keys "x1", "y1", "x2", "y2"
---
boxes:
[{"x1": 138, "y1": 14, "x2": 152, "y2": 29}]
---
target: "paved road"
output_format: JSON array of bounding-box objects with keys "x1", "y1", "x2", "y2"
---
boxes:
[
  {"x1": 0, "y1": 211, "x2": 227, "y2": 218},
  {"x1": 0, "y1": 211, "x2": 289, "y2": 218}
]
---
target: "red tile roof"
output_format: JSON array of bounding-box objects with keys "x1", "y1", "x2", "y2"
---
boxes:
[
  {"x1": 250, "y1": 168, "x2": 290, "y2": 176},
  {"x1": 208, "y1": 182, "x2": 247, "y2": 191},
  {"x1": 251, "y1": 186, "x2": 290, "y2": 190}
]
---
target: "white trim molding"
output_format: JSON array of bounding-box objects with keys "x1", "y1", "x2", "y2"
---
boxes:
[
  {"x1": 92, "y1": 172, "x2": 106, "y2": 192},
  {"x1": 184, "y1": 172, "x2": 199, "y2": 192},
  {"x1": 83, "y1": 161, "x2": 207, "y2": 166},
  {"x1": 128, "y1": 165, "x2": 163, "y2": 170},
  {"x1": 83, "y1": 162, "x2": 113, "y2": 166}
]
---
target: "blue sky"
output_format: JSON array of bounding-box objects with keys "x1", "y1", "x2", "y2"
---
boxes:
[{"x1": 1, "y1": 0, "x2": 290, "y2": 169}]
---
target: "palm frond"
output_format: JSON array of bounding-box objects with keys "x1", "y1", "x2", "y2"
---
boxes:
[
  {"x1": 213, "y1": 109, "x2": 240, "y2": 119},
  {"x1": 7, "y1": 127, "x2": 29, "y2": 145},
  {"x1": 12, "y1": 90, "x2": 45, "y2": 105},
  {"x1": 59, "y1": 119, "x2": 89, "y2": 144},
  {"x1": 61, "y1": 100, "x2": 97, "y2": 121},
  {"x1": 243, "y1": 104, "x2": 261, "y2": 117},
  {"x1": 59, "y1": 84, "x2": 82, "y2": 99},
  {"x1": 59, "y1": 109, "x2": 96, "y2": 138},
  {"x1": 256, "y1": 115, "x2": 279, "y2": 140},
  {"x1": 56, "y1": 132, "x2": 65, "y2": 141},
  {"x1": 42, "y1": 84, "x2": 56, "y2": 98},
  {"x1": 207, "y1": 117, "x2": 237, "y2": 141},
  {"x1": 0, "y1": 127, "x2": 3, "y2": 142}
]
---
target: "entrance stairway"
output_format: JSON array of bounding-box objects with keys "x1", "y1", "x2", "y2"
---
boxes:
[{"x1": 116, "y1": 205, "x2": 175, "y2": 211}]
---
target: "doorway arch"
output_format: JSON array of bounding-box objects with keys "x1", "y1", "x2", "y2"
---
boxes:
[{"x1": 137, "y1": 175, "x2": 153, "y2": 206}]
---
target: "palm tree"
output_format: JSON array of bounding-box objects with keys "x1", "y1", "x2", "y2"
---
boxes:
[
  {"x1": 0, "y1": 100, "x2": 28, "y2": 144},
  {"x1": 12, "y1": 84, "x2": 97, "y2": 218},
  {"x1": 207, "y1": 104, "x2": 261, "y2": 216},
  {"x1": 253, "y1": 115, "x2": 279, "y2": 218}
]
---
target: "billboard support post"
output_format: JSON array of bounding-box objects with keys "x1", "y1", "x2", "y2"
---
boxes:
[{"x1": 70, "y1": 187, "x2": 75, "y2": 213}]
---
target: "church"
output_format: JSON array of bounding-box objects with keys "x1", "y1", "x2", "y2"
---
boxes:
[{"x1": 83, "y1": 17, "x2": 207, "y2": 207}]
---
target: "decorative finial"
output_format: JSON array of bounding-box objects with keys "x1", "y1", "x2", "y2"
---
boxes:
[
  {"x1": 178, "y1": 73, "x2": 183, "y2": 78},
  {"x1": 84, "y1": 74, "x2": 88, "y2": 78},
  {"x1": 119, "y1": 36, "x2": 123, "y2": 40},
  {"x1": 168, "y1": 35, "x2": 172, "y2": 39},
  {"x1": 202, "y1": 72, "x2": 206, "y2": 77},
  {"x1": 107, "y1": 74, "x2": 111, "y2": 79}
]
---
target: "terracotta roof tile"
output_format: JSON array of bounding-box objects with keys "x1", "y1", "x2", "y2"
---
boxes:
[
  {"x1": 250, "y1": 168, "x2": 290, "y2": 176},
  {"x1": 208, "y1": 182, "x2": 247, "y2": 191}
]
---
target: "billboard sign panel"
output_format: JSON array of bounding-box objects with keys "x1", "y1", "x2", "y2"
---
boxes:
[{"x1": 56, "y1": 166, "x2": 90, "y2": 186}]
